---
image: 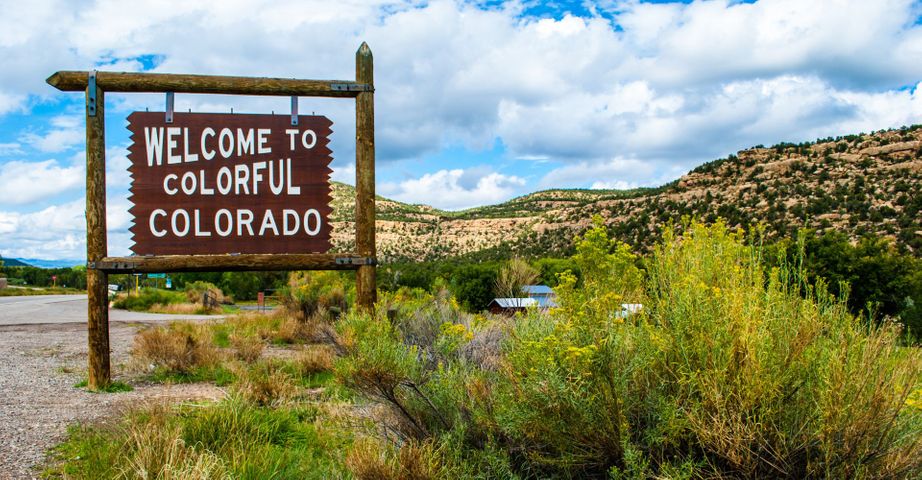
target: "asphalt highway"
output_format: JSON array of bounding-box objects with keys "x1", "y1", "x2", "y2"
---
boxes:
[{"x1": 0, "y1": 294, "x2": 223, "y2": 325}]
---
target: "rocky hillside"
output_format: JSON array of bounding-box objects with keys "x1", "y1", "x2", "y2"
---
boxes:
[{"x1": 329, "y1": 125, "x2": 922, "y2": 261}]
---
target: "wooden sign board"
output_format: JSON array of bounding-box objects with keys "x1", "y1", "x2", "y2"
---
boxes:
[{"x1": 127, "y1": 112, "x2": 333, "y2": 255}]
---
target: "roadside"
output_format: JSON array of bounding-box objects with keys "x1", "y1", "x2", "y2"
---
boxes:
[{"x1": 0, "y1": 295, "x2": 228, "y2": 479}]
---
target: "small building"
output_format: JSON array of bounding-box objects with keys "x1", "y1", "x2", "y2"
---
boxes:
[
  {"x1": 488, "y1": 285, "x2": 559, "y2": 315},
  {"x1": 488, "y1": 297, "x2": 538, "y2": 315}
]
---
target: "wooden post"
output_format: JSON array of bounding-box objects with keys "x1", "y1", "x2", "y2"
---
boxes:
[
  {"x1": 355, "y1": 42, "x2": 376, "y2": 311},
  {"x1": 85, "y1": 81, "x2": 110, "y2": 389}
]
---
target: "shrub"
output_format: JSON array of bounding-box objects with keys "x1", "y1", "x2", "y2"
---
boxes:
[
  {"x1": 113, "y1": 288, "x2": 185, "y2": 311},
  {"x1": 132, "y1": 323, "x2": 218, "y2": 375},
  {"x1": 281, "y1": 271, "x2": 353, "y2": 320},
  {"x1": 336, "y1": 220, "x2": 922, "y2": 478},
  {"x1": 232, "y1": 360, "x2": 297, "y2": 406},
  {"x1": 295, "y1": 345, "x2": 336, "y2": 376},
  {"x1": 184, "y1": 281, "x2": 228, "y2": 305},
  {"x1": 230, "y1": 333, "x2": 264, "y2": 363}
]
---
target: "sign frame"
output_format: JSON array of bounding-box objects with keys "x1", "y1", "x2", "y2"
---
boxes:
[{"x1": 47, "y1": 43, "x2": 377, "y2": 389}]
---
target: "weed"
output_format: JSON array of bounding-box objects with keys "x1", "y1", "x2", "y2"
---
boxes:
[
  {"x1": 73, "y1": 379, "x2": 134, "y2": 393},
  {"x1": 230, "y1": 333, "x2": 264, "y2": 363},
  {"x1": 132, "y1": 322, "x2": 219, "y2": 375}
]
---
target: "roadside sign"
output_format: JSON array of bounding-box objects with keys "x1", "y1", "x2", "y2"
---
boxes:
[
  {"x1": 127, "y1": 112, "x2": 333, "y2": 255},
  {"x1": 165, "y1": 278, "x2": 172, "y2": 289},
  {"x1": 147, "y1": 273, "x2": 166, "y2": 278}
]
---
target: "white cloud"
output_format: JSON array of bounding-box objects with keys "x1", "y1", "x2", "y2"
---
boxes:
[
  {"x1": 0, "y1": 199, "x2": 86, "y2": 260},
  {"x1": 19, "y1": 115, "x2": 84, "y2": 153},
  {"x1": 0, "y1": 142, "x2": 23, "y2": 155},
  {"x1": 0, "y1": 158, "x2": 84, "y2": 204},
  {"x1": 0, "y1": 194, "x2": 135, "y2": 260},
  {"x1": 380, "y1": 167, "x2": 526, "y2": 210},
  {"x1": 0, "y1": 0, "x2": 920, "y2": 227}
]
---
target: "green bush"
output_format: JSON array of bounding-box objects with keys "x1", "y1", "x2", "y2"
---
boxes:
[
  {"x1": 336, "y1": 221, "x2": 922, "y2": 478},
  {"x1": 112, "y1": 288, "x2": 185, "y2": 311}
]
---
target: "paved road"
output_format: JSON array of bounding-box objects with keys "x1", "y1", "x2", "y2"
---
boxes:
[{"x1": 0, "y1": 295, "x2": 224, "y2": 325}]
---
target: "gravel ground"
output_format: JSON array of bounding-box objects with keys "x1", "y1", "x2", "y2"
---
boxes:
[{"x1": 0, "y1": 321, "x2": 224, "y2": 480}]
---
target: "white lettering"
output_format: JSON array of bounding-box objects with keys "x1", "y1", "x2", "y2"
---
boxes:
[
  {"x1": 166, "y1": 127, "x2": 182, "y2": 164},
  {"x1": 181, "y1": 171, "x2": 196, "y2": 195},
  {"x1": 218, "y1": 128, "x2": 234, "y2": 158},
  {"x1": 259, "y1": 210, "x2": 279, "y2": 236},
  {"x1": 269, "y1": 160, "x2": 284, "y2": 195},
  {"x1": 237, "y1": 209, "x2": 254, "y2": 236},
  {"x1": 286, "y1": 158, "x2": 300, "y2": 194},
  {"x1": 257, "y1": 128, "x2": 271, "y2": 154},
  {"x1": 215, "y1": 209, "x2": 232, "y2": 237},
  {"x1": 183, "y1": 128, "x2": 199, "y2": 162},
  {"x1": 236, "y1": 128, "x2": 255, "y2": 156},
  {"x1": 286, "y1": 129, "x2": 298, "y2": 150},
  {"x1": 150, "y1": 209, "x2": 167, "y2": 237},
  {"x1": 201, "y1": 128, "x2": 216, "y2": 160},
  {"x1": 283, "y1": 209, "x2": 299, "y2": 235},
  {"x1": 252, "y1": 161, "x2": 266, "y2": 195},
  {"x1": 144, "y1": 127, "x2": 164, "y2": 166},
  {"x1": 163, "y1": 174, "x2": 179, "y2": 195},
  {"x1": 199, "y1": 170, "x2": 214, "y2": 195},
  {"x1": 301, "y1": 129, "x2": 317, "y2": 149},
  {"x1": 217, "y1": 167, "x2": 232, "y2": 195},
  {"x1": 194, "y1": 210, "x2": 211, "y2": 237},
  {"x1": 171, "y1": 209, "x2": 190, "y2": 237},
  {"x1": 304, "y1": 209, "x2": 322, "y2": 236},
  {"x1": 234, "y1": 164, "x2": 250, "y2": 194}
]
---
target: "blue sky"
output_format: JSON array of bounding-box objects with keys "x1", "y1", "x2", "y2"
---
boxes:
[{"x1": 1, "y1": 0, "x2": 921, "y2": 260}]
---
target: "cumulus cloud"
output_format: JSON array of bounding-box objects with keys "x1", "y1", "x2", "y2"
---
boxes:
[
  {"x1": 0, "y1": 142, "x2": 23, "y2": 155},
  {"x1": 2, "y1": 0, "x2": 922, "y2": 259},
  {"x1": 0, "y1": 195, "x2": 135, "y2": 260},
  {"x1": 0, "y1": 158, "x2": 84, "y2": 205},
  {"x1": 380, "y1": 167, "x2": 526, "y2": 210},
  {"x1": 19, "y1": 115, "x2": 84, "y2": 153}
]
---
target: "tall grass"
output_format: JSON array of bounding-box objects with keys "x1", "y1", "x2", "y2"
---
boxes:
[{"x1": 45, "y1": 397, "x2": 349, "y2": 479}]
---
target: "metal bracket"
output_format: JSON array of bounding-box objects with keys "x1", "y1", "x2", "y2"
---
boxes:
[
  {"x1": 335, "y1": 256, "x2": 377, "y2": 266},
  {"x1": 165, "y1": 92, "x2": 174, "y2": 124},
  {"x1": 290, "y1": 96, "x2": 298, "y2": 126},
  {"x1": 86, "y1": 71, "x2": 97, "y2": 117},
  {"x1": 331, "y1": 83, "x2": 374, "y2": 92},
  {"x1": 88, "y1": 260, "x2": 138, "y2": 271}
]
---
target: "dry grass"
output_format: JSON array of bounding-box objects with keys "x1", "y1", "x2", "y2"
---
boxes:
[
  {"x1": 275, "y1": 315, "x2": 323, "y2": 344},
  {"x1": 230, "y1": 333, "x2": 264, "y2": 363},
  {"x1": 231, "y1": 360, "x2": 297, "y2": 406},
  {"x1": 119, "y1": 403, "x2": 229, "y2": 480},
  {"x1": 132, "y1": 323, "x2": 218, "y2": 374},
  {"x1": 149, "y1": 302, "x2": 219, "y2": 315},
  {"x1": 294, "y1": 345, "x2": 336, "y2": 375},
  {"x1": 346, "y1": 437, "x2": 443, "y2": 480}
]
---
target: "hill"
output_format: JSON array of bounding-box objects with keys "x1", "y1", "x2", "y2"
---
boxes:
[
  {"x1": 0, "y1": 258, "x2": 33, "y2": 267},
  {"x1": 329, "y1": 125, "x2": 922, "y2": 260}
]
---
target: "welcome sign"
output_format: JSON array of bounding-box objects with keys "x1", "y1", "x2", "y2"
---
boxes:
[{"x1": 127, "y1": 112, "x2": 333, "y2": 255}]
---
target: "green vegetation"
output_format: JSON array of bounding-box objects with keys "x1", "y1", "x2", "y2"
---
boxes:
[
  {"x1": 43, "y1": 220, "x2": 922, "y2": 479},
  {"x1": 112, "y1": 288, "x2": 186, "y2": 311},
  {"x1": 45, "y1": 396, "x2": 351, "y2": 479},
  {"x1": 334, "y1": 220, "x2": 922, "y2": 478},
  {"x1": 73, "y1": 379, "x2": 134, "y2": 393}
]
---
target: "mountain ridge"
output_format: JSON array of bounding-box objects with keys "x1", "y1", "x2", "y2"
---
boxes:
[{"x1": 329, "y1": 124, "x2": 922, "y2": 261}]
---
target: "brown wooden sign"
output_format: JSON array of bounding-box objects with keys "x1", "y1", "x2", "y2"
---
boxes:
[{"x1": 127, "y1": 112, "x2": 333, "y2": 255}]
